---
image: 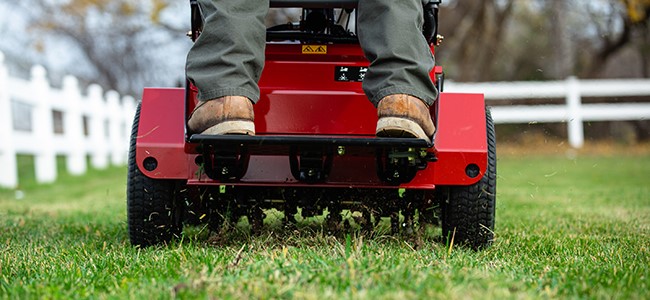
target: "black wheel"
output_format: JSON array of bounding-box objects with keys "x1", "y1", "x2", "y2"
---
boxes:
[
  {"x1": 127, "y1": 103, "x2": 184, "y2": 247},
  {"x1": 439, "y1": 107, "x2": 496, "y2": 249}
]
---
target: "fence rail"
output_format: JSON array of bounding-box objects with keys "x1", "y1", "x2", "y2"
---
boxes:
[
  {"x1": 0, "y1": 51, "x2": 136, "y2": 188},
  {"x1": 446, "y1": 76, "x2": 650, "y2": 148}
]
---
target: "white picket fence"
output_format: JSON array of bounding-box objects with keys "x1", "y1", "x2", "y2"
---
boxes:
[
  {"x1": 0, "y1": 51, "x2": 136, "y2": 188},
  {"x1": 446, "y1": 77, "x2": 650, "y2": 148}
]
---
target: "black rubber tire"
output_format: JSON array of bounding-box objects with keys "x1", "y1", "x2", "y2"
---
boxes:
[
  {"x1": 127, "y1": 103, "x2": 183, "y2": 247},
  {"x1": 439, "y1": 107, "x2": 496, "y2": 249}
]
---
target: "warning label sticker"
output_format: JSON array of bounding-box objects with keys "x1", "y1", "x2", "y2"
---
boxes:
[
  {"x1": 302, "y1": 45, "x2": 327, "y2": 54},
  {"x1": 335, "y1": 66, "x2": 368, "y2": 82}
]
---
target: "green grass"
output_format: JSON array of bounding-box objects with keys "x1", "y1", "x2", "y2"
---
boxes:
[{"x1": 1, "y1": 152, "x2": 649, "y2": 299}]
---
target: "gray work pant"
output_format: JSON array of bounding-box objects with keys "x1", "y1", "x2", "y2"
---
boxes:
[{"x1": 186, "y1": 0, "x2": 438, "y2": 107}]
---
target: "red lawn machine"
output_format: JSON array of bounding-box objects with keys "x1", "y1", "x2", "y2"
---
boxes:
[{"x1": 127, "y1": 0, "x2": 496, "y2": 249}]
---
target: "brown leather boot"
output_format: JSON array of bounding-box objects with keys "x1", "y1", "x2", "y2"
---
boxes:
[
  {"x1": 376, "y1": 94, "x2": 435, "y2": 143},
  {"x1": 188, "y1": 96, "x2": 255, "y2": 135}
]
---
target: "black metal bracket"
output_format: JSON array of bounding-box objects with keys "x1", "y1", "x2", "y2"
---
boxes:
[
  {"x1": 189, "y1": 0, "x2": 203, "y2": 42},
  {"x1": 289, "y1": 146, "x2": 334, "y2": 183},
  {"x1": 199, "y1": 144, "x2": 250, "y2": 182},
  {"x1": 376, "y1": 147, "x2": 437, "y2": 185},
  {"x1": 422, "y1": 0, "x2": 441, "y2": 45}
]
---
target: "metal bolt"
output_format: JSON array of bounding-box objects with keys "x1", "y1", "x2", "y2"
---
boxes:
[
  {"x1": 221, "y1": 167, "x2": 229, "y2": 175},
  {"x1": 337, "y1": 146, "x2": 346, "y2": 156},
  {"x1": 393, "y1": 170, "x2": 400, "y2": 178},
  {"x1": 308, "y1": 169, "x2": 315, "y2": 177},
  {"x1": 436, "y1": 34, "x2": 445, "y2": 45}
]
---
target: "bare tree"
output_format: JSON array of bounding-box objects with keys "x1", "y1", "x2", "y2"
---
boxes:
[
  {"x1": 435, "y1": 0, "x2": 649, "y2": 81},
  {"x1": 16, "y1": 0, "x2": 189, "y2": 96},
  {"x1": 585, "y1": 0, "x2": 650, "y2": 77},
  {"x1": 437, "y1": 0, "x2": 516, "y2": 81}
]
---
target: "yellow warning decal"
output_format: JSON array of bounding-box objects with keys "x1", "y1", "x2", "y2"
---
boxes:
[{"x1": 302, "y1": 45, "x2": 327, "y2": 54}]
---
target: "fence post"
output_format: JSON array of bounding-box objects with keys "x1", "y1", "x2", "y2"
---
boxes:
[
  {"x1": 87, "y1": 84, "x2": 108, "y2": 169},
  {"x1": 31, "y1": 66, "x2": 57, "y2": 183},
  {"x1": 106, "y1": 90, "x2": 123, "y2": 166},
  {"x1": 0, "y1": 51, "x2": 18, "y2": 188},
  {"x1": 62, "y1": 75, "x2": 87, "y2": 175},
  {"x1": 122, "y1": 96, "x2": 136, "y2": 153},
  {"x1": 566, "y1": 76, "x2": 584, "y2": 148}
]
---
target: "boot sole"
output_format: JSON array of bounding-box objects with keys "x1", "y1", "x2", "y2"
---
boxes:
[
  {"x1": 376, "y1": 117, "x2": 432, "y2": 144},
  {"x1": 201, "y1": 120, "x2": 256, "y2": 136}
]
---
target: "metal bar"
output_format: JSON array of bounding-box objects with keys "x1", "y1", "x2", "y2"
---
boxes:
[{"x1": 189, "y1": 134, "x2": 432, "y2": 148}]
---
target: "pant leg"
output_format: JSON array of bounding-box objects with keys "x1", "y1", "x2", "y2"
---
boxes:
[
  {"x1": 357, "y1": 0, "x2": 438, "y2": 107},
  {"x1": 186, "y1": 0, "x2": 269, "y2": 103}
]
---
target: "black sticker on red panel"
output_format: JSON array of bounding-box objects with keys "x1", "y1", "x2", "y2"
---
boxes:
[{"x1": 335, "y1": 66, "x2": 367, "y2": 82}]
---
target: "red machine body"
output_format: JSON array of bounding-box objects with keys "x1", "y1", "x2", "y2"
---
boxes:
[
  {"x1": 134, "y1": 43, "x2": 487, "y2": 190},
  {"x1": 127, "y1": 1, "x2": 496, "y2": 250}
]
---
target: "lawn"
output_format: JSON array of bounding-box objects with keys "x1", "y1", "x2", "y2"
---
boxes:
[{"x1": 1, "y1": 147, "x2": 649, "y2": 299}]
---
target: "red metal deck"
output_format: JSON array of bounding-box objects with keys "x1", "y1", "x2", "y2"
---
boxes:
[{"x1": 135, "y1": 43, "x2": 487, "y2": 189}]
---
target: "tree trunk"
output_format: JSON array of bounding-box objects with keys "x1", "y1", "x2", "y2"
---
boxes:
[{"x1": 551, "y1": 0, "x2": 574, "y2": 79}]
